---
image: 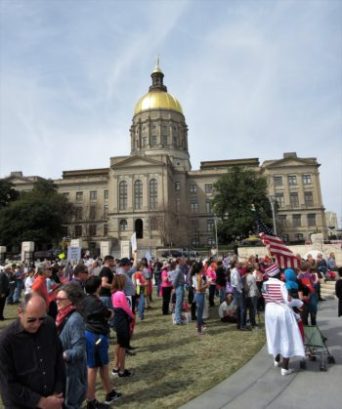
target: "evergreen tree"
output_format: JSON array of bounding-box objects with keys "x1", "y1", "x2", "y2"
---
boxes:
[{"x1": 212, "y1": 167, "x2": 272, "y2": 243}]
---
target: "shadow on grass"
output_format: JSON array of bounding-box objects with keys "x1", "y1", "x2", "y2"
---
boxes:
[{"x1": 114, "y1": 376, "x2": 197, "y2": 407}]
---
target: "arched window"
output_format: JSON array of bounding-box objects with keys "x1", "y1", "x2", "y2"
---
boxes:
[
  {"x1": 149, "y1": 179, "x2": 158, "y2": 209},
  {"x1": 135, "y1": 219, "x2": 143, "y2": 239},
  {"x1": 119, "y1": 219, "x2": 128, "y2": 231},
  {"x1": 134, "y1": 180, "x2": 143, "y2": 210},
  {"x1": 119, "y1": 181, "x2": 127, "y2": 210}
]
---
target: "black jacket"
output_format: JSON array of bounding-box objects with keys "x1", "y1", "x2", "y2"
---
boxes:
[
  {"x1": 0, "y1": 272, "x2": 9, "y2": 296},
  {"x1": 0, "y1": 317, "x2": 65, "y2": 408}
]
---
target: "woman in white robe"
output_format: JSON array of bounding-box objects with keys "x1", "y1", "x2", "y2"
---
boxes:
[{"x1": 262, "y1": 263, "x2": 305, "y2": 375}]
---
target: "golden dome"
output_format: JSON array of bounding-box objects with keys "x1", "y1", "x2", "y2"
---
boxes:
[{"x1": 134, "y1": 91, "x2": 183, "y2": 115}]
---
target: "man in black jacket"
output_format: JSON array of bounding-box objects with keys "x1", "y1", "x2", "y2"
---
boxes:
[
  {"x1": 0, "y1": 265, "x2": 10, "y2": 320},
  {"x1": 0, "y1": 293, "x2": 65, "y2": 409}
]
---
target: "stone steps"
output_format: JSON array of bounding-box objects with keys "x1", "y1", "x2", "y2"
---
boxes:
[{"x1": 320, "y1": 280, "x2": 336, "y2": 300}]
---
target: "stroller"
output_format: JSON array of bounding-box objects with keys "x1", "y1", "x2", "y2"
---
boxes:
[{"x1": 300, "y1": 325, "x2": 335, "y2": 371}]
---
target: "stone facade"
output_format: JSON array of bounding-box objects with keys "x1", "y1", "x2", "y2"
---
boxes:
[{"x1": 5, "y1": 65, "x2": 328, "y2": 252}]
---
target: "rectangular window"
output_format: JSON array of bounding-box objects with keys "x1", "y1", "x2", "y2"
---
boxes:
[
  {"x1": 175, "y1": 198, "x2": 181, "y2": 211},
  {"x1": 191, "y1": 201, "x2": 199, "y2": 213},
  {"x1": 207, "y1": 219, "x2": 214, "y2": 232},
  {"x1": 103, "y1": 206, "x2": 108, "y2": 218},
  {"x1": 90, "y1": 191, "x2": 97, "y2": 201},
  {"x1": 302, "y1": 175, "x2": 312, "y2": 185},
  {"x1": 104, "y1": 190, "x2": 109, "y2": 200},
  {"x1": 292, "y1": 214, "x2": 301, "y2": 227},
  {"x1": 273, "y1": 176, "x2": 283, "y2": 186},
  {"x1": 190, "y1": 184, "x2": 197, "y2": 193},
  {"x1": 89, "y1": 224, "x2": 97, "y2": 236},
  {"x1": 89, "y1": 206, "x2": 96, "y2": 220},
  {"x1": 307, "y1": 213, "x2": 316, "y2": 227},
  {"x1": 275, "y1": 193, "x2": 284, "y2": 207},
  {"x1": 61, "y1": 225, "x2": 68, "y2": 237},
  {"x1": 290, "y1": 192, "x2": 299, "y2": 208},
  {"x1": 278, "y1": 215, "x2": 287, "y2": 226},
  {"x1": 151, "y1": 135, "x2": 157, "y2": 146},
  {"x1": 304, "y1": 191, "x2": 313, "y2": 207},
  {"x1": 76, "y1": 191, "x2": 83, "y2": 202},
  {"x1": 206, "y1": 200, "x2": 212, "y2": 214},
  {"x1": 288, "y1": 175, "x2": 297, "y2": 186},
  {"x1": 104, "y1": 224, "x2": 108, "y2": 236},
  {"x1": 175, "y1": 181, "x2": 180, "y2": 191},
  {"x1": 191, "y1": 219, "x2": 199, "y2": 232},
  {"x1": 62, "y1": 192, "x2": 70, "y2": 198},
  {"x1": 295, "y1": 233, "x2": 304, "y2": 241},
  {"x1": 75, "y1": 207, "x2": 83, "y2": 221},
  {"x1": 191, "y1": 237, "x2": 200, "y2": 247},
  {"x1": 162, "y1": 135, "x2": 168, "y2": 146},
  {"x1": 75, "y1": 225, "x2": 82, "y2": 237},
  {"x1": 208, "y1": 237, "x2": 215, "y2": 246},
  {"x1": 205, "y1": 184, "x2": 213, "y2": 194},
  {"x1": 150, "y1": 216, "x2": 158, "y2": 231}
]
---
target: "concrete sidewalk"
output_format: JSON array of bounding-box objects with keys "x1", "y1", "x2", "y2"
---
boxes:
[{"x1": 179, "y1": 299, "x2": 342, "y2": 409}]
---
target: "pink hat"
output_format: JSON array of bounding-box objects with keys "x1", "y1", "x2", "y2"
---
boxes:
[{"x1": 265, "y1": 263, "x2": 280, "y2": 277}]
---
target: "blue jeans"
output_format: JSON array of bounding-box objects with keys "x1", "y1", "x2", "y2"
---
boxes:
[
  {"x1": 195, "y1": 292, "x2": 205, "y2": 331},
  {"x1": 175, "y1": 286, "x2": 184, "y2": 324},
  {"x1": 137, "y1": 294, "x2": 145, "y2": 320},
  {"x1": 233, "y1": 289, "x2": 246, "y2": 329},
  {"x1": 219, "y1": 287, "x2": 226, "y2": 303}
]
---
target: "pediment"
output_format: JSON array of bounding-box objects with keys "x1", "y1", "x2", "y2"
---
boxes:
[
  {"x1": 264, "y1": 157, "x2": 316, "y2": 169},
  {"x1": 111, "y1": 155, "x2": 164, "y2": 169},
  {"x1": 6, "y1": 176, "x2": 34, "y2": 184}
]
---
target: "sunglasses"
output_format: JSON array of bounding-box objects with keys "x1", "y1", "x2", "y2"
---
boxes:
[{"x1": 26, "y1": 316, "x2": 47, "y2": 324}]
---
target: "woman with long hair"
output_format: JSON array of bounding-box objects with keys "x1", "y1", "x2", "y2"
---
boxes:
[
  {"x1": 112, "y1": 274, "x2": 135, "y2": 378},
  {"x1": 192, "y1": 261, "x2": 209, "y2": 335},
  {"x1": 55, "y1": 284, "x2": 87, "y2": 409}
]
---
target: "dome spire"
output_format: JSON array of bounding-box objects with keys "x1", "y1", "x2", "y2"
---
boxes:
[
  {"x1": 149, "y1": 57, "x2": 167, "y2": 92},
  {"x1": 153, "y1": 55, "x2": 162, "y2": 74}
]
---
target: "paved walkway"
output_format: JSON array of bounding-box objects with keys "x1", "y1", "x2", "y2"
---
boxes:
[{"x1": 179, "y1": 299, "x2": 342, "y2": 409}]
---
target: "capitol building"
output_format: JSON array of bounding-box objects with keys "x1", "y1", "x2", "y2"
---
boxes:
[{"x1": 8, "y1": 64, "x2": 328, "y2": 254}]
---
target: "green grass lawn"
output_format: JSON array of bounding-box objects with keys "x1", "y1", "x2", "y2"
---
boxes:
[{"x1": 0, "y1": 297, "x2": 265, "y2": 409}]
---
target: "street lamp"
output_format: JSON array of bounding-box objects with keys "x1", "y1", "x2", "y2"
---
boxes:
[
  {"x1": 268, "y1": 196, "x2": 277, "y2": 235},
  {"x1": 213, "y1": 216, "x2": 218, "y2": 256}
]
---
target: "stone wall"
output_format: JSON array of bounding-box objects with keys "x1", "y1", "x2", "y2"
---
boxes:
[{"x1": 238, "y1": 243, "x2": 342, "y2": 266}]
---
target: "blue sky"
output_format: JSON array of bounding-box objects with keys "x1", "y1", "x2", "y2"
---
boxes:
[{"x1": 1, "y1": 0, "x2": 341, "y2": 224}]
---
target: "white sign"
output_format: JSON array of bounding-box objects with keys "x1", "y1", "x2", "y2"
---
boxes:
[
  {"x1": 130, "y1": 232, "x2": 137, "y2": 252},
  {"x1": 21, "y1": 241, "x2": 34, "y2": 261},
  {"x1": 67, "y1": 246, "x2": 81, "y2": 263},
  {"x1": 100, "y1": 241, "x2": 112, "y2": 258},
  {"x1": 120, "y1": 240, "x2": 131, "y2": 258},
  {"x1": 0, "y1": 246, "x2": 6, "y2": 254},
  {"x1": 71, "y1": 239, "x2": 83, "y2": 248}
]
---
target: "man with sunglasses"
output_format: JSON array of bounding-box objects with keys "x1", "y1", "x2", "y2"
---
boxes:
[{"x1": 0, "y1": 293, "x2": 65, "y2": 409}]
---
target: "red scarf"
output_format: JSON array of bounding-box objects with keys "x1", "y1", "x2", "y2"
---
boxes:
[{"x1": 56, "y1": 304, "x2": 75, "y2": 329}]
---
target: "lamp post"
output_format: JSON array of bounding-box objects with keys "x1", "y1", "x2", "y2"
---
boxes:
[
  {"x1": 269, "y1": 196, "x2": 277, "y2": 235},
  {"x1": 213, "y1": 216, "x2": 218, "y2": 256}
]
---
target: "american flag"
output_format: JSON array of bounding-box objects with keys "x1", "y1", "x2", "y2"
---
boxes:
[
  {"x1": 259, "y1": 232, "x2": 300, "y2": 269},
  {"x1": 254, "y1": 212, "x2": 300, "y2": 269}
]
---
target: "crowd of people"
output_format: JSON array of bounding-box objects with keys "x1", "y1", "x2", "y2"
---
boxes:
[{"x1": 0, "y1": 250, "x2": 341, "y2": 408}]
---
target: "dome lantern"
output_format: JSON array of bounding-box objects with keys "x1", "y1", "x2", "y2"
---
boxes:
[{"x1": 134, "y1": 61, "x2": 183, "y2": 115}]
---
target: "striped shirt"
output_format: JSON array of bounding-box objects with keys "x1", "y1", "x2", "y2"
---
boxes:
[{"x1": 263, "y1": 279, "x2": 285, "y2": 304}]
